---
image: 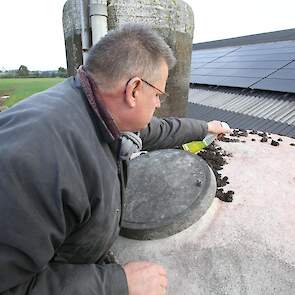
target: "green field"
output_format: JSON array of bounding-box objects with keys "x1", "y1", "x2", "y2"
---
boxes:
[{"x1": 0, "y1": 78, "x2": 65, "y2": 107}]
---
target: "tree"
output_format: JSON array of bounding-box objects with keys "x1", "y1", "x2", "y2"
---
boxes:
[
  {"x1": 57, "y1": 67, "x2": 67, "y2": 78},
  {"x1": 17, "y1": 65, "x2": 29, "y2": 77}
]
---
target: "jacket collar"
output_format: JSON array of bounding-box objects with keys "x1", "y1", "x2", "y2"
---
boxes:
[{"x1": 74, "y1": 67, "x2": 120, "y2": 144}]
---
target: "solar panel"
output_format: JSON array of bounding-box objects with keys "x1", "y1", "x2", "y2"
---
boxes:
[
  {"x1": 190, "y1": 62, "x2": 207, "y2": 69},
  {"x1": 251, "y1": 78, "x2": 295, "y2": 93},
  {"x1": 230, "y1": 47, "x2": 295, "y2": 56},
  {"x1": 237, "y1": 40, "x2": 295, "y2": 51},
  {"x1": 217, "y1": 53, "x2": 295, "y2": 62},
  {"x1": 284, "y1": 61, "x2": 295, "y2": 69},
  {"x1": 191, "y1": 75, "x2": 258, "y2": 88},
  {"x1": 268, "y1": 69, "x2": 295, "y2": 79},
  {"x1": 192, "y1": 68, "x2": 273, "y2": 78},
  {"x1": 200, "y1": 61, "x2": 287, "y2": 69},
  {"x1": 192, "y1": 47, "x2": 237, "y2": 56},
  {"x1": 191, "y1": 40, "x2": 295, "y2": 93}
]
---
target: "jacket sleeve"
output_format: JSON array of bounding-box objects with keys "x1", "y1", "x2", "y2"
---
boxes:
[
  {"x1": 0, "y1": 105, "x2": 128, "y2": 294},
  {"x1": 0, "y1": 183, "x2": 128, "y2": 295},
  {"x1": 140, "y1": 116, "x2": 208, "y2": 151},
  {"x1": 2, "y1": 264, "x2": 128, "y2": 294}
]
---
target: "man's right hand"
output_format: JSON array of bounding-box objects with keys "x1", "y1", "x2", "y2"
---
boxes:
[{"x1": 123, "y1": 261, "x2": 168, "y2": 295}]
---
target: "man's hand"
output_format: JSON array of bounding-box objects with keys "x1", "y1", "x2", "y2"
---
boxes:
[
  {"x1": 123, "y1": 261, "x2": 168, "y2": 295},
  {"x1": 207, "y1": 120, "x2": 231, "y2": 135}
]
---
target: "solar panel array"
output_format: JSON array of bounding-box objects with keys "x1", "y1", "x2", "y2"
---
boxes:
[{"x1": 191, "y1": 40, "x2": 295, "y2": 94}]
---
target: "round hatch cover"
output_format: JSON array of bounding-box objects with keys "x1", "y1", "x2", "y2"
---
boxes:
[{"x1": 120, "y1": 149, "x2": 216, "y2": 240}]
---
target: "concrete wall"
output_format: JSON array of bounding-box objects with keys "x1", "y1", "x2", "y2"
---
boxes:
[
  {"x1": 63, "y1": 0, "x2": 83, "y2": 76},
  {"x1": 108, "y1": 0, "x2": 194, "y2": 117}
]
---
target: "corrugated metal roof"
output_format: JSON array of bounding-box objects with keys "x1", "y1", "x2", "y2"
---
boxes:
[
  {"x1": 187, "y1": 86, "x2": 295, "y2": 138},
  {"x1": 189, "y1": 87, "x2": 295, "y2": 125},
  {"x1": 190, "y1": 40, "x2": 295, "y2": 94}
]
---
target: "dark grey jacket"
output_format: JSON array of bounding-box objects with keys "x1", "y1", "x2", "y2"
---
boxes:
[{"x1": 0, "y1": 77, "x2": 208, "y2": 294}]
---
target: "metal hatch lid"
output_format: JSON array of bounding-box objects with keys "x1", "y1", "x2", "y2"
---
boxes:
[{"x1": 120, "y1": 149, "x2": 216, "y2": 240}]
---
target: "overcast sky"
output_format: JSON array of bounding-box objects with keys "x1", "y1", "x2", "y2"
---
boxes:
[{"x1": 0, "y1": 0, "x2": 295, "y2": 71}]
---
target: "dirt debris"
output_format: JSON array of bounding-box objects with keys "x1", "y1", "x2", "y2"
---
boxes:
[
  {"x1": 258, "y1": 132, "x2": 268, "y2": 138},
  {"x1": 230, "y1": 129, "x2": 248, "y2": 137},
  {"x1": 198, "y1": 143, "x2": 234, "y2": 203},
  {"x1": 216, "y1": 189, "x2": 234, "y2": 202},
  {"x1": 271, "y1": 140, "x2": 279, "y2": 147},
  {"x1": 198, "y1": 128, "x2": 294, "y2": 202},
  {"x1": 220, "y1": 137, "x2": 240, "y2": 143}
]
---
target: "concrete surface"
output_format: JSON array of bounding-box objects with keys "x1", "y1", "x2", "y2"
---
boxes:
[{"x1": 112, "y1": 132, "x2": 295, "y2": 295}]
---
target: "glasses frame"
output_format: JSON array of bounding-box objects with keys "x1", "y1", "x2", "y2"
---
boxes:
[
  {"x1": 125, "y1": 77, "x2": 169, "y2": 103},
  {"x1": 140, "y1": 78, "x2": 169, "y2": 103}
]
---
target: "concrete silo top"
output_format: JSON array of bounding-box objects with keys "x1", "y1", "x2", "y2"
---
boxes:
[{"x1": 113, "y1": 132, "x2": 295, "y2": 294}]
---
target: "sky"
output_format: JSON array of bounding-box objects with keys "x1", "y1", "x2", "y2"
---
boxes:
[{"x1": 0, "y1": 0, "x2": 295, "y2": 71}]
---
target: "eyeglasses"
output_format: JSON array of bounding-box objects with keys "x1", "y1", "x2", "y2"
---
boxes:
[{"x1": 141, "y1": 78, "x2": 169, "y2": 103}]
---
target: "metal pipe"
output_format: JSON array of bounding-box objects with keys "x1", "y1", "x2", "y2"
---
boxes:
[
  {"x1": 80, "y1": 0, "x2": 91, "y2": 64},
  {"x1": 89, "y1": 0, "x2": 108, "y2": 45}
]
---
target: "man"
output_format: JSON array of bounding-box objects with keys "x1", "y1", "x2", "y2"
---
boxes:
[{"x1": 0, "y1": 24, "x2": 228, "y2": 294}]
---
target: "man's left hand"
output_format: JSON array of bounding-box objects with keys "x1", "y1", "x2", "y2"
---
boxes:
[{"x1": 207, "y1": 120, "x2": 231, "y2": 135}]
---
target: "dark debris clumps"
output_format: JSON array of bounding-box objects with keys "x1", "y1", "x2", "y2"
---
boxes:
[
  {"x1": 230, "y1": 129, "x2": 248, "y2": 137},
  {"x1": 258, "y1": 132, "x2": 268, "y2": 138},
  {"x1": 220, "y1": 137, "x2": 240, "y2": 143},
  {"x1": 216, "y1": 189, "x2": 234, "y2": 202},
  {"x1": 222, "y1": 128, "x2": 250, "y2": 143},
  {"x1": 249, "y1": 130, "x2": 293, "y2": 148},
  {"x1": 198, "y1": 143, "x2": 234, "y2": 203},
  {"x1": 271, "y1": 140, "x2": 279, "y2": 147}
]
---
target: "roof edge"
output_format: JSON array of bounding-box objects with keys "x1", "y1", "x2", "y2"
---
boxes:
[{"x1": 193, "y1": 28, "x2": 295, "y2": 50}]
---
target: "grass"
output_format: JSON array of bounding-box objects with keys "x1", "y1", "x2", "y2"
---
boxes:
[{"x1": 0, "y1": 78, "x2": 65, "y2": 107}]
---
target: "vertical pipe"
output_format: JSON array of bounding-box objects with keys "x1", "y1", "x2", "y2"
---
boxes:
[
  {"x1": 89, "y1": 0, "x2": 108, "y2": 45},
  {"x1": 80, "y1": 0, "x2": 90, "y2": 64}
]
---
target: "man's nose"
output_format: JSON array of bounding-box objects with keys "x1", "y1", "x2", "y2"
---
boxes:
[{"x1": 155, "y1": 98, "x2": 161, "y2": 108}]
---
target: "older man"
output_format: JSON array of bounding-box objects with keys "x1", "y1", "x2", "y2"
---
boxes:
[{"x1": 0, "y1": 24, "x2": 228, "y2": 294}]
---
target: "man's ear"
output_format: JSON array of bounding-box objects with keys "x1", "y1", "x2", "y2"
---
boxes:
[{"x1": 125, "y1": 77, "x2": 142, "y2": 108}]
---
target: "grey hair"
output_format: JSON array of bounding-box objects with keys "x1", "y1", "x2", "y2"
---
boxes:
[{"x1": 85, "y1": 23, "x2": 176, "y2": 87}]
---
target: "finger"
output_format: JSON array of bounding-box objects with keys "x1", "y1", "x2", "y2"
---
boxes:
[
  {"x1": 161, "y1": 286, "x2": 167, "y2": 295},
  {"x1": 158, "y1": 267, "x2": 167, "y2": 277},
  {"x1": 159, "y1": 274, "x2": 168, "y2": 289},
  {"x1": 160, "y1": 280, "x2": 168, "y2": 289}
]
